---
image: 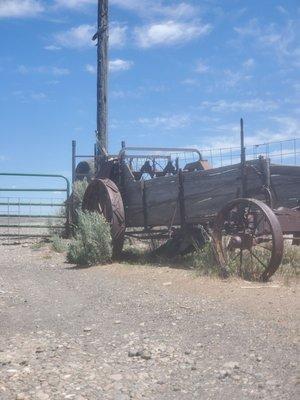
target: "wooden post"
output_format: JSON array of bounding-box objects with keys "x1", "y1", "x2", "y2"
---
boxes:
[
  {"x1": 72, "y1": 140, "x2": 76, "y2": 184},
  {"x1": 96, "y1": 0, "x2": 108, "y2": 156}
]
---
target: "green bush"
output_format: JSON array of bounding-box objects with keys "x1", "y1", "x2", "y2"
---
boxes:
[
  {"x1": 51, "y1": 235, "x2": 67, "y2": 253},
  {"x1": 72, "y1": 179, "x2": 89, "y2": 214},
  {"x1": 67, "y1": 211, "x2": 112, "y2": 266}
]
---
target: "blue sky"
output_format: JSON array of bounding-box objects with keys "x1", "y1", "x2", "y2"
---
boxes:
[{"x1": 0, "y1": 0, "x2": 299, "y2": 177}]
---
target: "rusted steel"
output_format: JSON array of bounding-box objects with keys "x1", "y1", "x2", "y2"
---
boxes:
[
  {"x1": 213, "y1": 198, "x2": 284, "y2": 281},
  {"x1": 82, "y1": 178, "x2": 125, "y2": 257}
]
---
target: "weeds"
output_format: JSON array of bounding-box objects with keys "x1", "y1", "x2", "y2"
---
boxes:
[
  {"x1": 31, "y1": 241, "x2": 46, "y2": 250},
  {"x1": 121, "y1": 239, "x2": 300, "y2": 282},
  {"x1": 72, "y1": 179, "x2": 89, "y2": 215},
  {"x1": 278, "y1": 244, "x2": 300, "y2": 285},
  {"x1": 67, "y1": 210, "x2": 112, "y2": 266},
  {"x1": 51, "y1": 235, "x2": 67, "y2": 253},
  {"x1": 183, "y1": 242, "x2": 220, "y2": 276}
]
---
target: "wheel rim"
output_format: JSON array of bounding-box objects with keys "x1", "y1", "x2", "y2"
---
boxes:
[
  {"x1": 214, "y1": 199, "x2": 283, "y2": 281},
  {"x1": 82, "y1": 179, "x2": 125, "y2": 257}
]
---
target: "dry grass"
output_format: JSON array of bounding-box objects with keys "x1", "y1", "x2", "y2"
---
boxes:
[{"x1": 121, "y1": 239, "x2": 300, "y2": 282}]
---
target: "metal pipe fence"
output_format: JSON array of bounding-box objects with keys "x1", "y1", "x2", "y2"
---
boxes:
[{"x1": 0, "y1": 173, "x2": 70, "y2": 241}]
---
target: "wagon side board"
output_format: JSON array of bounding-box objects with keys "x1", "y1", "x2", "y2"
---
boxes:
[
  {"x1": 270, "y1": 165, "x2": 300, "y2": 208},
  {"x1": 123, "y1": 159, "x2": 291, "y2": 228}
]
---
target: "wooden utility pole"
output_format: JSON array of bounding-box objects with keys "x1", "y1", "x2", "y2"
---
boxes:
[{"x1": 94, "y1": 0, "x2": 108, "y2": 156}]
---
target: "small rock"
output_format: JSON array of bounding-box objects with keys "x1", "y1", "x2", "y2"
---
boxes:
[
  {"x1": 218, "y1": 370, "x2": 231, "y2": 379},
  {"x1": 114, "y1": 320, "x2": 121, "y2": 324},
  {"x1": 258, "y1": 383, "x2": 264, "y2": 389},
  {"x1": 141, "y1": 351, "x2": 151, "y2": 360},
  {"x1": 128, "y1": 350, "x2": 142, "y2": 358},
  {"x1": 83, "y1": 327, "x2": 92, "y2": 332},
  {"x1": 35, "y1": 347, "x2": 44, "y2": 354},
  {"x1": 266, "y1": 380, "x2": 280, "y2": 387},
  {"x1": 36, "y1": 391, "x2": 49, "y2": 400},
  {"x1": 0, "y1": 353, "x2": 12, "y2": 365},
  {"x1": 16, "y1": 394, "x2": 28, "y2": 400},
  {"x1": 110, "y1": 374, "x2": 123, "y2": 382},
  {"x1": 256, "y1": 356, "x2": 262, "y2": 362},
  {"x1": 163, "y1": 282, "x2": 172, "y2": 286},
  {"x1": 223, "y1": 361, "x2": 239, "y2": 370}
]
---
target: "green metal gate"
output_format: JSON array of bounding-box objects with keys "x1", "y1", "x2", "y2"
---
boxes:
[{"x1": 0, "y1": 173, "x2": 70, "y2": 240}]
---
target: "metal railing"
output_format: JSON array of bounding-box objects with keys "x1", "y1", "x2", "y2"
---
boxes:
[
  {"x1": 71, "y1": 137, "x2": 299, "y2": 180},
  {"x1": 0, "y1": 173, "x2": 70, "y2": 240},
  {"x1": 200, "y1": 138, "x2": 299, "y2": 168}
]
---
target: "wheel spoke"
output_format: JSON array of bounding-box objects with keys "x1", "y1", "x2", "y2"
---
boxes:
[
  {"x1": 229, "y1": 249, "x2": 241, "y2": 263},
  {"x1": 250, "y1": 250, "x2": 267, "y2": 269},
  {"x1": 257, "y1": 244, "x2": 272, "y2": 252}
]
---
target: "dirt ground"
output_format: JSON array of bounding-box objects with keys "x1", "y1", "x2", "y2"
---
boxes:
[{"x1": 0, "y1": 240, "x2": 298, "y2": 400}]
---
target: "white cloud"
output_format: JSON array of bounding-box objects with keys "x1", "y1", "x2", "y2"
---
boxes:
[
  {"x1": 270, "y1": 116, "x2": 300, "y2": 138},
  {"x1": 223, "y1": 69, "x2": 252, "y2": 88},
  {"x1": 44, "y1": 45, "x2": 61, "y2": 51},
  {"x1": 54, "y1": 24, "x2": 95, "y2": 49},
  {"x1": 110, "y1": 23, "x2": 127, "y2": 47},
  {"x1": 235, "y1": 19, "x2": 300, "y2": 67},
  {"x1": 111, "y1": 1, "x2": 197, "y2": 19},
  {"x1": 200, "y1": 99, "x2": 279, "y2": 113},
  {"x1": 30, "y1": 92, "x2": 47, "y2": 101},
  {"x1": 135, "y1": 20, "x2": 212, "y2": 48},
  {"x1": 85, "y1": 59, "x2": 133, "y2": 73},
  {"x1": 17, "y1": 65, "x2": 70, "y2": 76},
  {"x1": 243, "y1": 58, "x2": 255, "y2": 68},
  {"x1": 54, "y1": 0, "x2": 95, "y2": 9},
  {"x1": 53, "y1": 23, "x2": 127, "y2": 49},
  {"x1": 181, "y1": 78, "x2": 199, "y2": 86},
  {"x1": 276, "y1": 5, "x2": 288, "y2": 15},
  {"x1": 138, "y1": 114, "x2": 191, "y2": 130},
  {"x1": 109, "y1": 59, "x2": 133, "y2": 72},
  {"x1": 0, "y1": 0, "x2": 44, "y2": 18},
  {"x1": 195, "y1": 61, "x2": 209, "y2": 74},
  {"x1": 13, "y1": 90, "x2": 47, "y2": 102},
  {"x1": 85, "y1": 64, "x2": 96, "y2": 74}
]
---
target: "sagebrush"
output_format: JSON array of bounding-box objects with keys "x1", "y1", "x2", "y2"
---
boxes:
[
  {"x1": 72, "y1": 179, "x2": 89, "y2": 215},
  {"x1": 51, "y1": 235, "x2": 67, "y2": 253},
  {"x1": 67, "y1": 211, "x2": 112, "y2": 266}
]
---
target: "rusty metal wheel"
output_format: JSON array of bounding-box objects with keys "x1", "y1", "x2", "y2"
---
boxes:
[
  {"x1": 213, "y1": 198, "x2": 284, "y2": 281},
  {"x1": 82, "y1": 179, "x2": 125, "y2": 258}
]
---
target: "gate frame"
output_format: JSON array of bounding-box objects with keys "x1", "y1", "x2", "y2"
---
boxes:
[{"x1": 0, "y1": 173, "x2": 71, "y2": 238}]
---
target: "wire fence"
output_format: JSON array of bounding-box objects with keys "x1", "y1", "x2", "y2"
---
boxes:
[
  {"x1": 201, "y1": 138, "x2": 299, "y2": 168},
  {"x1": 123, "y1": 138, "x2": 299, "y2": 173}
]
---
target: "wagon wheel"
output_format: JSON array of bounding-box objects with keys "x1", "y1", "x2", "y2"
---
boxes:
[
  {"x1": 213, "y1": 198, "x2": 283, "y2": 281},
  {"x1": 82, "y1": 179, "x2": 125, "y2": 258}
]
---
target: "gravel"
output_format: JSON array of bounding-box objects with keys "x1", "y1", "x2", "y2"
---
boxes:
[{"x1": 0, "y1": 240, "x2": 298, "y2": 399}]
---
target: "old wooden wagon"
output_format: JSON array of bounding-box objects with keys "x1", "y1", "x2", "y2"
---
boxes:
[{"x1": 80, "y1": 124, "x2": 300, "y2": 281}]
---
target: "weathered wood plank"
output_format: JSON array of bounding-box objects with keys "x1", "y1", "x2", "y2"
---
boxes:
[{"x1": 124, "y1": 160, "x2": 300, "y2": 227}]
